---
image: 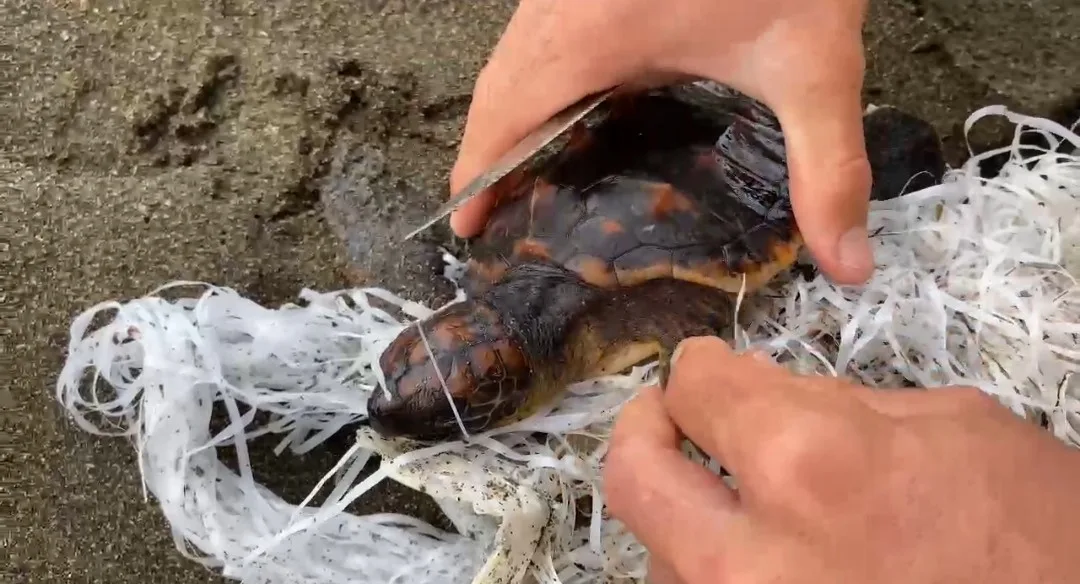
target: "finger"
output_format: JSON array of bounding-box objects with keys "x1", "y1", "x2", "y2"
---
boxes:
[
  {"x1": 605, "y1": 386, "x2": 743, "y2": 573},
  {"x1": 764, "y1": 29, "x2": 874, "y2": 285},
  {"x1": 855, "y1": 385, "x2": 1003, "y2": 418},
  {"x1": 738, "y1": 357, "x2": 958, "y2": 420},
  {"x1": 448, "y1": 2, "x2": 626, "y2": 237},
  {"x1": 447, "y1": 186, "x2": 497, "y2": 239},
  {"x1": 662, "y1": 337, "x2": 852, "y2": 486},
  {"x1": 646, "y1": 556, "x2": 686, "y2": 584}
]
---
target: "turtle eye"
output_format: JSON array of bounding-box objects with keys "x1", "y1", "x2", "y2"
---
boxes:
[{"x1": 367, "y1": 300, "x2": 533, "y2": 442}]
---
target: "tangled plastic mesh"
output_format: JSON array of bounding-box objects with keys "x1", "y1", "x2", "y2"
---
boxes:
[{"x1": 55, "y1": 105, "x2": 1080, "y2": 584}]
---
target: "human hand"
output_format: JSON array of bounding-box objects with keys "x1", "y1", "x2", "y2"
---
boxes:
[
  {"x1": 603, "y1": 336, "x2": 1080, "y2": 583},
  {"x1": 450, "y1": 0, "x2": 875, "y2": 284}
]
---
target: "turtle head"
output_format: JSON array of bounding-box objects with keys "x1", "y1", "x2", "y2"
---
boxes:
[{"x1": 367, "y1": 299, "x2": 535, "y2": 442}]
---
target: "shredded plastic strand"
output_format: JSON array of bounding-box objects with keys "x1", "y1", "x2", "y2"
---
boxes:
[{"x1": 56, "y1": 106, "x2": 1080, "y2": 584}]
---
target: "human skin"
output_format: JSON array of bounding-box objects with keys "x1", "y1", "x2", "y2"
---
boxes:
[
  {"x1": 448, "y1": 0, "x2": 875, "y2": 285},
  {"x1": 604, "y1": 336, "x2": 1080, "y2": 583},
  {"x1": 448, "y1": 3, "x2": 1080, "y2": 581}
]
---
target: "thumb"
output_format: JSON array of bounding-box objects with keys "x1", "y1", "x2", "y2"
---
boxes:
[
  {"x1": 448, "y1": 70, "x2": 619, "y2": 238},
  {"x1": 761, "y1": 29, "x2": 874, "y2": 285},
  {"x1": 447, "y1": 3, "x2": 625, "y2": 238}
]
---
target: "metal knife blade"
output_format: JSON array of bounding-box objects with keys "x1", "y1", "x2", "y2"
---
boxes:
[{"x1": 404, "y1": 89, "x2": 613, "y2": 240}]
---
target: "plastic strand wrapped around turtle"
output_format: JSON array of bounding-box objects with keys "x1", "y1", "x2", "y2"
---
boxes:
[{"x1": 361, "y1": 83, "x2": 946, "y2": 443}]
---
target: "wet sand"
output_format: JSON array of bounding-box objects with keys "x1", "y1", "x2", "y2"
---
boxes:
[{"x1": 5, "y1": 1, "x2": 1078, "y2": 582}]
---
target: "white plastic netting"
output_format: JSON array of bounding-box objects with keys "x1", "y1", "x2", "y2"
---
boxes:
[{"x1": 56, "y1": 105, "x2": 1080, "y2": 584}]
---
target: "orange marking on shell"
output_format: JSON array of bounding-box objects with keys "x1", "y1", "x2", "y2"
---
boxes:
[
  {"x1": 467, "y1": 258, "x2": 508, "y2": 285},
  {"x1": 672, "y1": 233, "x2": 805, "y2": 293},
  {"x1": 672, "y1": 259, "x2": 742, "y2": 292},
  {"x1": 648, "y1": 183, "x2": 696, "y2": 220},
  {"x1": 513, "y1": 238, "x2": 552, "y2": 261},
  {"x1": 614, "y1": 261, "x2": 675, "y2": 286},
  {"x1": 768, "y1": 232, "x2": 803, "y2": 271},
  {"x1": 568, "y1": 255, "x2": 619, "y2": 287},
  {"x1": 600, "y1": 219, "x2": 625, "y2": 235}
]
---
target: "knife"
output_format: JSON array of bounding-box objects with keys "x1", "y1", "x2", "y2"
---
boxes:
[{"x1": 403, "y1": 89, "x2": 614, "y2": 241}]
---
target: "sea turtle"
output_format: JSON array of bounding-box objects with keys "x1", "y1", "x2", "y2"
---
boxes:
[{"x1": 365, "y1": 83, "x2": 946, "y2": 442}]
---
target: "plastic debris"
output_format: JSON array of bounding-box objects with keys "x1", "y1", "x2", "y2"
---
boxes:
[{"x1": 55, "y1": 106, "x2": 1080, "y2": 584}]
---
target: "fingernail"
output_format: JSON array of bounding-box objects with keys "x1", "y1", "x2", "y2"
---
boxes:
[{"x1": 837, "y1": 225, "x2": 874, "y2": 274}]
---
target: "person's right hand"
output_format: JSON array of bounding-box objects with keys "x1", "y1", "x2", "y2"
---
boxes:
[
  {"x1": 604, "y1": 336, "x2": 1080, "y2": 583},
  {"x1": 450, "y1": 0, "x2": 876, "y2": 285}
]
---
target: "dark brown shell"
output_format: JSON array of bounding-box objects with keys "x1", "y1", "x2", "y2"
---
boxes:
[
  {"x1": 463, "y1": 87, "x2": 802, "y2": 295},
  {"x1": 363, "y1": 84, "x2": 952, "y2": 442}
]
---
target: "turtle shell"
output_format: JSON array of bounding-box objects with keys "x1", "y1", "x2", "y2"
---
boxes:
[{"x1": 462, "y1": 87, "x2": 801, "y2": 296}]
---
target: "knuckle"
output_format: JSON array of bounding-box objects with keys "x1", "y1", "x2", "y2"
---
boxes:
[
  {"x1": 755, "y1": 430, "x2": 819, "y2": 486},
  {"x1": 754, "y1": 411, "x2": 857, "y2": 486}
]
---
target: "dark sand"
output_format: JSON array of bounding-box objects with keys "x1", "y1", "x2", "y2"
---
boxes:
[{"x1": 5, "y1": 1, "x2": 1078, "y2": 582}]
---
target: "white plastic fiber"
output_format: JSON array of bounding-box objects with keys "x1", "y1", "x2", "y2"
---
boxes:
[{"x1": 55, "y1": 106, "x2": 1080, "y2": 584}]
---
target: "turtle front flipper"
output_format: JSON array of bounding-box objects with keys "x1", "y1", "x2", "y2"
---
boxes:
[
  {"x1": 568, "y1": 277, "x2": 740, "y2": 387},
  {"x1": 657, "y1": 345, "x2": 677, "y2": 390}
]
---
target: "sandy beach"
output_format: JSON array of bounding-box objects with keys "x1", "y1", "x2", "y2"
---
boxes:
[{"x1": 5, "y1": 0, "x2": 1078, "y2": 582}]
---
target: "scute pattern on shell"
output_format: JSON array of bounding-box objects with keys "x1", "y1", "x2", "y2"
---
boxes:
[{"x1": 465, "y1": 88, "x2": 799, "y2": 293}]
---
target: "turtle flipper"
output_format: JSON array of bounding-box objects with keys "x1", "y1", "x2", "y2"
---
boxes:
[
  {"x1": 657, "y1": 345, "x2": 675, "y2": 390},
  {"x1": 570, "y1": 277, "x2": 738, "y2": 385}
]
